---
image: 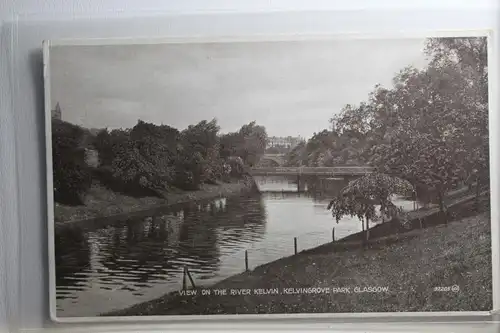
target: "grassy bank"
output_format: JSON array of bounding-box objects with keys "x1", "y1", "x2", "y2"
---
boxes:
[
  {"x1": 338, "y1": 190, "x2": 489, "y2": 243},
  {"x1": 105, "y1": 204, "x2": 492, "y2": 316},
  {"x1": 54, "y1": 176, "x2": 257, "y2": 225}
]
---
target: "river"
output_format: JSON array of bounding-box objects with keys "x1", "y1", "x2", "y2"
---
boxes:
[{"x1": 55, "y1": 176, "x2": 416, "y2": 317}]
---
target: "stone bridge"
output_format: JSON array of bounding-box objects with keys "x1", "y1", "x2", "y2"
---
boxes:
[{"x1": 250, "y1": 166, "x2": 375, "y2": 192}]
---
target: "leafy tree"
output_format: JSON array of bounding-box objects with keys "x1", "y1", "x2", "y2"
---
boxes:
[
  {"x1": 425, "y1": 37, "x2": 487, "y2": 106},
  {"x1": 52, "y1": 119, "x2": 92, "y2": 205},
  {"x1": 109, "y1": 139, "x2": 169, "y2": 195},
  {"x1": 180, "y1": 119, "x2": 221, "y2": 185},
  {"x1": 172, "y1": 149, "x2": 205, "y2": 190},
  {"x1": 425, "y1": 37, "x2": 489, "y2": 204},
  {"x1": 286, "y1": 36, "x2": 489, "y2": 230},
  {"x1": 96, "y1": 121, "x2": 179, "y2": 195},
  {"x1": 93, "y1": 128, "x2": 130, "y2": 167},
  {"x1": 226, "y1": 156, "x2": 247, "y2": 178},
  {"x1": 130, "y1": 120, "x2": 178, "y2": 181},
  {"x1": 366, "y1": 40, "x2": 488, "y2": 210},
  {"x1": 181, "y1": 119, "x2": 220, "y2": 157},
  {"x1": 330, "y1": 103, "x2": 373, "y2": 137},
  {"x1": 219, "y1": 132, "x2": 243, "y2": 160},
  {"x1": 284, "y1": 141, "x2": 307, "y2": 166},
  {"x1": 327, "y1": 173, "x2": 413, "y2": 241},
  {"x1": 202, "y1": 143, "x2": 223, "y2": 184},
  {"x1": 237, "y1": 121, "x2": 268, "y2": 166},
  {"x1": 219, "y1": 121, "x2": 268, "y2": 167}
]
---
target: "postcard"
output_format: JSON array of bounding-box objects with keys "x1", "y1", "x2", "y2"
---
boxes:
[{"x1": 44, "y1": 34, "x2": 493, "y2": 320}]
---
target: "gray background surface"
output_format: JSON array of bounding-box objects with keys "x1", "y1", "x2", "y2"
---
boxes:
[{"x1": 1, "y1": 1, "x2": 500, "y2": 332}]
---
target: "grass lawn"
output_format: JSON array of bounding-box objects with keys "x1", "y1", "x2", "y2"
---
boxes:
[{"x1": 106, "y1": 209, "x2": 492, "y2": 316}]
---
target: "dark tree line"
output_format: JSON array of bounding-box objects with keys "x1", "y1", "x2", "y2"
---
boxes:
[
  {"x1": 52, "y1": 119, "x2": 92, "y2": 205},
  {"x1": 286, "y1": 37, "x2": 488, "y2": 208},
  {"x1": 52, "y1": 117, "x2": 267, "y2": 205}
]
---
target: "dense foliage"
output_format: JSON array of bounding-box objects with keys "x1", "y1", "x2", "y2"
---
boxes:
[
  {"x1": 53, "y1": 116, "x2": 267, "y2": 204},
  {"x1": 52, "y1": 119, "x2": 92, "y2": 205},
  {"x1": 328, "y1": 173, "x2": 413, "y2": 240},
  {"x1": 289, "y1": 37, "x2": 488, "y2": 218},
  {"x1": 219, "y1": 121, "x2": 267, "y2": 167}
]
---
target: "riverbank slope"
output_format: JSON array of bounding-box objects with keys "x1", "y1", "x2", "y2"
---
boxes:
[
  {"x1": 338, "y1": 189, "x2": 488, "y2": 244},
  {"x1": 55, "y1": 176, "x2": 257, "y2": 225},
  {"x1": 105, "y1": 203, "x2": 491, "y2": 316}
]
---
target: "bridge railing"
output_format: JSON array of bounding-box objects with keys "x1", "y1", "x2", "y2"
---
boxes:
[{"x1": 250, "y1": 166, "x2": 376, "y2": 174}]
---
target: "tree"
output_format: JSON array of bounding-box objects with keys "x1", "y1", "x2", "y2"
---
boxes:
[
  {"x1": 203, "y1": 143, "x2": 223, "y2": 184},
  {"x1": 425, "y1": 37, "x2": 489, "y2": 205},
  {"x1": 330, "y1": 103, "x2": 373, "y2": 137},
  {"x1": 52, "y1": 119, "x2": 92, "y2": 205},
  {"x1": 327, "y1": 173, "x2": 413, "y2": 241},
  {"x1": 218, "y1": 121, "x2": 268, "y2": 167},
  {"x1": 219, "y1": 132, "x2": 243, "y2": 159},
  {"x1": 172, "y1": 148, "x2": 205, "y2": 190},
  {"x1": 366, "y1": 55, "x2": 486, "y2": 212},
  {"x1": 93, "y1": 128, "x2": 130, "y2": 167},
  {"x1": 284, "y1": 141, "x2": 307, "y2": 166},
  {"x1": 371, "y1": 130, "x2": 466, "y2": 213},
  {"x1": 181, "y1": 119, "x2": 220, "y2": 157},
  {"x1": 180, "y1": 119, "x2": 221, "y2": 185},
  {"x1": 295, "y1": 36, "x2": 489, "y2": 231},
  {"x1": 424, "y1": 37, "x2": 487, "y2": 107},
  {"x1": 97, "y1": 121, "x2": 180, "y2": 195},
  {"x1": 130, "y1": 120, "x2": 179, "y2": 182},
  {"x1": 237, "y1": 121, "x2": 268, "y2": 166},
  {"x1": 109, "y1": 139, "x2": 170, "y2": 195}
]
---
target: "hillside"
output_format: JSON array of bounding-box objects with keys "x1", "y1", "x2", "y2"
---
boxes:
[{"x1": 106, "y1": 207, "x2": 492, "y2": 316}]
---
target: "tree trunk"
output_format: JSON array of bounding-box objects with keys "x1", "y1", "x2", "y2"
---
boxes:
[
  {"x1": 365, "y1": 218, "x2": 370, "y2": 242},
  {"x1": 437, "y1": 190, "x2": 447, "y2": 225},
  {"x1": 475, "y1": 177, "x2": 481, "y2": 211},
  {"x1": 413, "y1": 187, "x2": 418, "y2": 211},
  {"x1": 437, "y1": 190, "x2": 444, "y2": 213}
]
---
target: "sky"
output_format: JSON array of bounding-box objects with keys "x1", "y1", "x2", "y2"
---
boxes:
[{"x1": 50, "y1": 38, "x2": 429, "y2": 139}]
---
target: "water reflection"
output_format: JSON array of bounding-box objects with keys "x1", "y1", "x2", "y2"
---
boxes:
[
  {"x1": 56, "y1": 177, "x2": 416, "y2": 316},
  {"x1": 55, "y1": 195, "x2": 267, "y2": 307},
  {"x1": 55, "y1": 229, "x2": 91, "y2": 292}
]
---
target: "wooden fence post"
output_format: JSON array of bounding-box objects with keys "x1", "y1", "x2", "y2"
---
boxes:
[
  {"x1": 182, "y1": 266, "x2": 187, "y2": 290},
  {"x1": 245, "y1": 250, "x2": 249, "y2": 271},
  {"x1": 294, "y1": 237, "x2": 297, "y2": 255},
  {"x1": 185, "y1": 266, "x2": 196, "y2": 289}
]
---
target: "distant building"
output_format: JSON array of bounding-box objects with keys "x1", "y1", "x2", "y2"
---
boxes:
[
  {"x1": 266, "y1": 136, "x2": 304, "y2": 149},
  {"x1": 51, "y1": 102, "x2": 62, "y2": 120}
]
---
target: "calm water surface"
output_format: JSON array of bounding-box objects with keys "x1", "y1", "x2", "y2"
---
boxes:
[{"x1": 55, "y1": 176, "x2": 415, "y2": 317}]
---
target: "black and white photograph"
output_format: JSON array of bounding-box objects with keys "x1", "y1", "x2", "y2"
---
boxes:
[{"x1": 46, "y1": 35, "x2": 492, "y2": 319}]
